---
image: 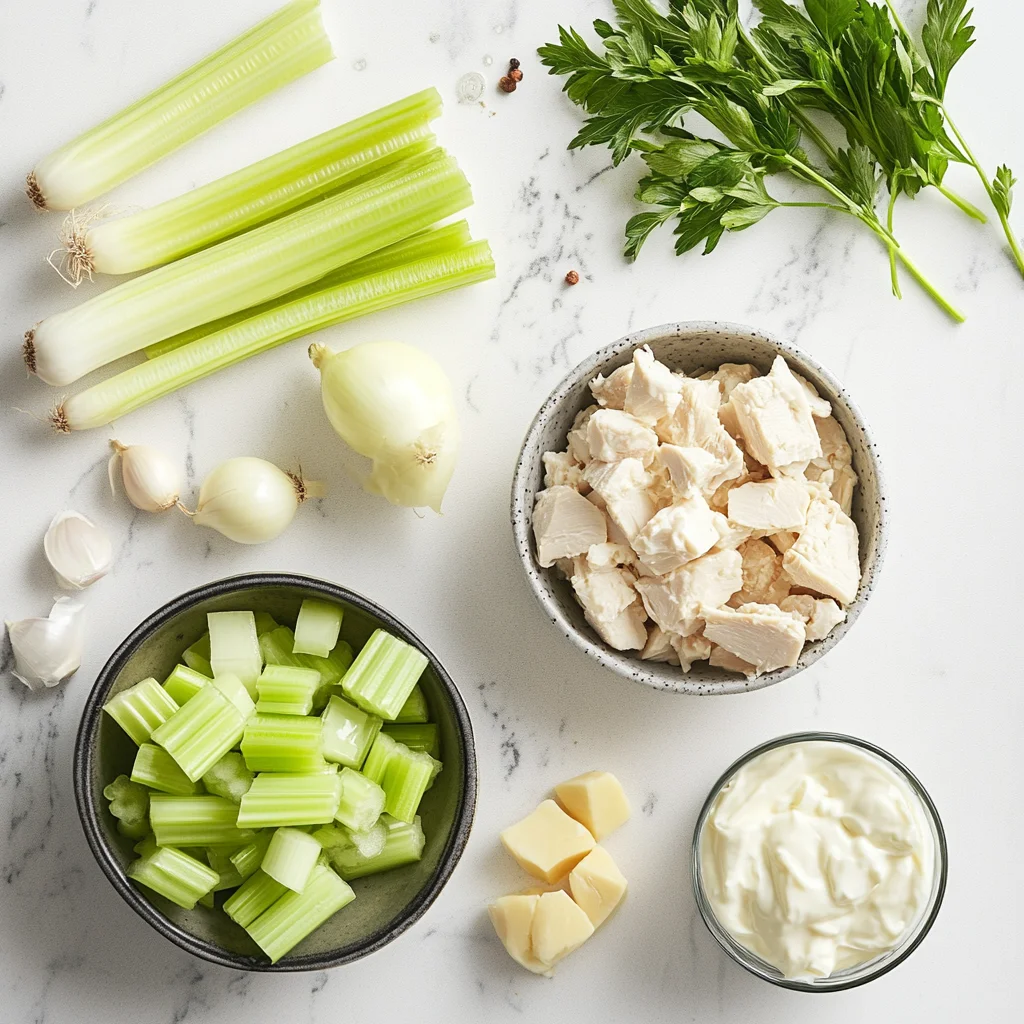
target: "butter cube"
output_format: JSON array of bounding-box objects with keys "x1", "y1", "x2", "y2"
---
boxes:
[
  {"x1": 488, "y1": 894, "x2": 549, "y2": 976},
  {"x1": 500, "y1": 800, "x2": 596, "y2": 882},
  {"x1": 555, "y1": 771, "x2": 631, "y2": 840},
  {"x1": 569, "y1": 846, "x2": 627, "y2": 928},
  {"x1": 531, "y1": 890, "x2": 594, "y2": 969}
]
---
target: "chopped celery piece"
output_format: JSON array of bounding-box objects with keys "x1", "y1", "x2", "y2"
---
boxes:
[
  {"x1": 382, "y1": 723, "x2": 440, "y2": 759},
  {"x1": 321, "y1": 695, "x2": 381, "y2": 768},
  {"x1": 224, "y1": 869, "x2": 289, "y2": 928},
  {"x1": 381, "y1": 745, "x2": 440, "y2": 823},
  {"x1": 207, "y1": 847, "x2": 246, "y2": 891},
  {"x1": 292, "y1": 599, "x2": 344, "y2": 658},
  {"x1": 231, "y1": 832, "x2": 273, "y2": 880},
  {"x1": 262, "y1": 828, "x2": 322, "y2": 892},
  {"x1": 210, "y1": 673, "x2": 257, "y2": 719},
  {"x1": 316, "y1": 820, "x2": 387, "y2": 862},
  {"x1": 242, "y1": 714, "x2": 325, "y2": 772},
  {"x1": 103, "y1": 677, "x2": 179, "y2": 745},
  {"x1": 237, "y1": 772, "x2": 341, "y2": 828},
  {"x1": 127, "y1": 844, "x2": 218, "y2": 909},
  {"x1": 394, "y1": 684, "x2": 430, "y2": 723},
  {"x1": 246, "y1": 862, "x2": 355, "y2": 962},
  {"x1": 182, "y1": 633, "x2": 212, "y2": 676},
  {"x1": 361, "y1": 731, "x2": 399, "y2": 786},
  {"x1": 150, "y1": 795, "x2": 255, "y2": 847},
  {"x1": 260, "y1": 626, "x2": 353, "y2": 710},
  {"x1": 162, "y1": 664, "x2": 211, "y2": 706},
  {"x1": 198, "y1": 890, "x2": 216, "y2": 909},
  {"x1": 151, "y1": 682, "x2": 247, "y2": 782},
  {"x1": 348, "y1": 822, "x2": 387, "y2": 859},
  {"x1": 103, "y1": 774, "x2": 150, "y2": 838},
  {"x1": 334, "y1": 767, "x2": 385, "y2": 832},
  {"x1": 316, "y1": 815, "x2": 424, "y2": 880},
  {"x1": 254, "y1": 612, "x2": 280, "y2": 636},
  {"x1": 256, "y1": 664, "x2": 319, "y2": 716},
  {"x1": 208, "y1": 611, "x2": 262, "y2": 697},
  {"x1": 131, "y1": 743, "x2": 200, "y2": 795},
  {"x1": 202, "y1": 752, "x2": 254, "y2": 802},
  {"x1": 342, "y1": 629, "x2": 427, "y2": 720}
]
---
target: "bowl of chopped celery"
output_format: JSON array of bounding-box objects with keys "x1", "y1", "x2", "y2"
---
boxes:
[{"x1": 74, "y1": 573, "x2": 476, "y2": 970}]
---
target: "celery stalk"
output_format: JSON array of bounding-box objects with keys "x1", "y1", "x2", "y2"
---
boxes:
[
  {"x1": 380, "y1": 744, "x2": 440, "y2": 823},
  {"x1": 292, "y1": 599, "x2": 344, "y2": 658},
  {"x1": 231, "y1": 832, "x2": 273, "y2": 880},
  {"x1": 127, "y1": 844, "x2": 219, "y2": 910},
  {"x1": 237, "y1": 772, "x2": 342, "y2": 828},
  {"x1": 56, "y1": 239, "x2": 494, "y2": 431},
  {"x1": 382, "y1": 723, "x2": 440, "y2": 759},
  {"x1": 321, "y1": 695, "x2": 382, "y2": 769},
  {"x1": 103, "y1": 678, "x2": 179, "y2": 746},
  {"x1": 208, "y1": 612, "x2": 262, "y2": 697},
  {"x1": 262, "y1": 828, "x2": 323, "y2": 892},
  {"x1": 361, "y1": 731, "x2": 399, "y2": 786},
  {"x1": 79, "y1": 90, "x2": 441, "y2": 275},
  {"x1": 334, "y1": 767, "x2": 386, "y2": 832},
  {"x1": 224, "y1": 869, "x2": 290, "y2": 928},
  {"x1": 27, "y1": 0, "x2": 334, "y2": 211},
  {"x1": 162, "y1": 664, "x2": 211, "y2": 706},
  {"x1": 149, "y1": 794, "x2": 255, "y2": 847},
  {"x1": 256, "y1": 664, "x2": 320, "y2": 716},
  {"x1": 209, "y1": 673, "x2": 257, "y2": 719},
  {"x1": 253, "y1": 612, "x2": 280, "y2": 637},
  {"x1": 198, "y1": 890, "x2": 216, "y2": 909},
  {"x1": 131, "y1": 743, "x2": 200, "y2": 795},
  {"x1": 182, "y1": 633, "x2": 212, "y2": 677},
  {"x1": 207, "y1": 847, "x2": 246, "y2": 891},
  {"x1": 394, "y1": 684, "x2": 430, "y2": 723},
  {"x1": 241, "y1": 714, "x2": 325, "y2": 773},
  {"x1": 316, "y1": 815, "x2": 424, "y2": 880},
  {"x1": 342, "y1": 630, "x2": 428, "y2": 720},
  {"x1": 260, "y1": 627, "x2": 353, "y2": 711},
  {"x1": 201, "y1": 751, "x2": 254, "y2": 802},
  {"x1": 246, "y1": 863, "x2": 355, "y2": 962},
  {"x1": 151, "y1": 682, "x2": 246, "y2": 782},
  {"x1": 103, "y1": 775, "x2": 151, "y2": 838}
]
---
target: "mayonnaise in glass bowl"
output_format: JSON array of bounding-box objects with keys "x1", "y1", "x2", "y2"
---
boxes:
[{"x1": 691, "y1": 732, "x2": 947, "y2": 992}]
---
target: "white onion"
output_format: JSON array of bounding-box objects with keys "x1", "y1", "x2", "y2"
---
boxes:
[
  {"x1": 43, "y1": 510, "x2": 112, "y2": 589},
  {"x1": 109, "y1": 439, "x2": 183, "y2": 512}
]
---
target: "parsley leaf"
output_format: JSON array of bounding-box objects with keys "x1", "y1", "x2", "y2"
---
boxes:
[{"x1": 921, "y1": 0, "x2": 975, "y2": 98}]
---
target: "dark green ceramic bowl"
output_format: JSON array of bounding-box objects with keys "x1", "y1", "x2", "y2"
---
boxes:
[{"x1": 74, "y1": 573, "x2": 477, "y2": 971}]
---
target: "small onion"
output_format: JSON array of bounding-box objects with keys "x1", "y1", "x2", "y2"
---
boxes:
[
  {"x1": 5, "y1": 596, "x2": 86, "y2": 690},
  {"x1": 109, "y1": 439, "x2": 183, "y2": 512},
  {"x1": 43, "y1": 510, "x2": 112, "y2": 589}
]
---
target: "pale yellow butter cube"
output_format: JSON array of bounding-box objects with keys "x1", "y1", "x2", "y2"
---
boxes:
[
  {"x1": 569, "y1": 846, "x2": 627, "y2": 928},
  {"x1": 555, "y1": 771, "x2": 631, "y2": 840},
  {"x1": 531, "y1": 889, "x2": 594, "y2": 969},
  {"x1": 488, "y1": 894, "x2": 549, "y2": 976},
  {"x1": 500, "y1": 799, "x2": 596, "y2": 883}
]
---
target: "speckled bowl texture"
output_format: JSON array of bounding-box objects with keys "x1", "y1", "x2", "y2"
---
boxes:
[
  {"x1": 74, "y1": 573, "x2": 477, "y2": 971},
  {"x1": 511, "y1": 322, "x2": 887, "y2": 696}
]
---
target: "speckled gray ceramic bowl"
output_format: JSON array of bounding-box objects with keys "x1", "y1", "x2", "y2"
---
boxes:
[
  {"x1": 510, "y1": 321, "x2": 887, "y2": 695},
  {"x1": 74, "y1": 573, "x2": 477, "y2": 971}
]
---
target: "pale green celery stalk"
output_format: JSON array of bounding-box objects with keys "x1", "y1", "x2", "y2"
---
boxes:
[
  {"x1": 231, "y1": 832, "x2": 273, "y2": 880},
  {"x1": 254, "y1": 612, "x2": 280, "y2": 636},
  {"x1": 151, "y1": 683, "x2": 247, "y2": 782},
  {"x1": 292, "y1": 599, "x2": 344, "y2": 658},
  {"x1": 27, "y1": 1, "x2": 333, "y2": 211},
  {"x1": 127, "y1": 843, "x2": 219, "y2": 909},
  {"x1": 321, "y1": 695, "x2": 382, "y2": 768},
  {"x1": 313, "y1": 822, "x2": 386, "y2": 863},
  {"x1": 256, "y1": 664, "x2": 320, "y2": 716},
  {"x1": 262, "y1": 828, "x2": 323, "y2": 891},
  {"x1": 162, "y1": 664, "x2": 211, "y2": 706},
  {"x1": 382, "y1": 723, "x2": 440, "y2": 759},
  {"x1": 316, "y1": 815, "x2": 424, "y2": 880},
  {"x1": 207, "y1": 847, "x2": 246, "y2": 891},
  {"x1": 208, "y1": 611, "x2": 262, "y2": 697},
  {"x1": 261, "y1": 627, "x2": 355, "y2": 712},
  {"x1": 241, "y1": 714, "x2": 326, "y2": 772},
  {"x1": 224, "y1": 869, "x2": 290, "y2": 927},
  {"x1": 103, "y1": 775, "x2": 151, "y2": 838},
  {"x1": 342, "y1": 630, "x2": 428, "y2": 720},
  {"x1": 394, "y1": 684, "x2": 429, "y2": 723},
  {"x1": 182, "y1": 633, "x2": 212, "y2": 676},
  {"x1": 103, "y1": 678, "x2": 179, "y2": 745},
  {"x1": 78, "y1": 89, "x2": 442, "y2": 276},
  {"x1": 131, "y1": 743, "x2": 200, "y2": 795},
  {"x1": 197, "y1": 890, "x2": 216, "y2": 910},
  {"x1": 361, "y1": 731, "x2": 399, "y2": 786},
  {"x1": 237, "y1": 772, "x2": 342, "y2": 828},
  {"x1": 57, "y1": 239, "x2": 494, "y2": 431},
  {"x1": 210, "y1": 673, "x2": 257, "y2": 718},
  {"x1": 247, "y1": 862, "x2": 355, "y2": 962},
  {"x1": 145, "y1": 219, "x2": 473, "y2": 358},
  {"x1": 202, "y1": 751, "x2": 255, "y2": 802},
  {"x1": 149, "y1": 794, "x2": 255, "y2": 847},
  {"x1": 30, "y1": 149, "x2": 470, "y2": 388},
  {"x1": 380, "y1": 744, "x2": 440, "y2": 823},
  {"x1": 334, "y1": 767, "x2": 386, "y2": 832}
]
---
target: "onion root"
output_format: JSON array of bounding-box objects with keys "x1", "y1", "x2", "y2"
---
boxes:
[
  {"x1": 23, "y1": 330, "x2": 37, "y2": 374},
  {"x1": 25, "y1": 172, "x2": 47, "y2": 211},
  {"x1": 48, "y1": 209, "x2": 96, "y2": 287}
]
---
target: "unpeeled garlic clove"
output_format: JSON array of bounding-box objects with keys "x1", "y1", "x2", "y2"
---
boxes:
[
  {"x1": 43, "y1": 510, "x2": 112, "y2": 589},
  {"x1": 5, "y1": 596, "x2": 86, "y2": 690},
  {"x1": 109, "y1": 439, "x2": 182, "y2": 512}
]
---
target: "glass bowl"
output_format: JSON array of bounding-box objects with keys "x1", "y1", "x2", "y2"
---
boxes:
[{"x1": 691, "y1": 731, "x2": 947, "y2": 992}]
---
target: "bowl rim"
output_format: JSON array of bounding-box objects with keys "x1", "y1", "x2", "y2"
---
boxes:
[
  {"x1": 689, "y1": 731, "x2": 948, "y2": 992},
  {"x1": 73, "y1": 571, "x2": 478, "y2": 972},
  {"x1": 510, "y1": 319, "x2": 888, "y2": 695}
]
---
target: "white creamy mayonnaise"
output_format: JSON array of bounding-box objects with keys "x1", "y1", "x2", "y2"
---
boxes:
[{"x1": 699, "y1": 740, "x2": 936, "y2": 980}]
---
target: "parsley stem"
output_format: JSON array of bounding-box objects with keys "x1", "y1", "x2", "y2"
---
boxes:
[
  {"x1": 935, "y1": 183, "x2": 988, "y2": 223},
  {"x1": 779, "y1": 202, "x2": 847, "y2": 212},
  {"x1": 886, "y1": 187, "x2": 902, "y2": 300}
]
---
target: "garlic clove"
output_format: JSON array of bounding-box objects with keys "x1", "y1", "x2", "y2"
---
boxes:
[
  {"x1": 43, "y1": 510, "x2": 113, "y2": 590},
  {"x1": 5, "y1": 596, "x2": 86, "y2": 690},
  {"x1": 109, "y1": 439, "x2": 183, "y2": 512}
]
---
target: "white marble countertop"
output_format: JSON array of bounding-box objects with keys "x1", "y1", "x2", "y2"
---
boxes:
[{"x1": 1, "y1": 1, "x2": 1021, "y2": 1021}]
